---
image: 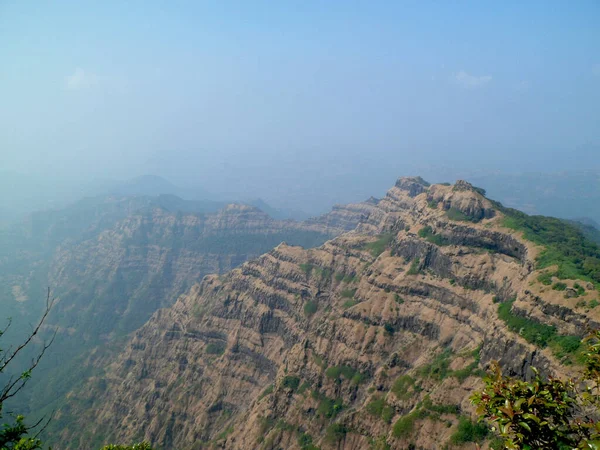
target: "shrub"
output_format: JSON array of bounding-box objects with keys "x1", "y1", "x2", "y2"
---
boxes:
[
  {"x1": 325, "y1": 423, "x2": 347, "y2": 444},
  {"x1": 281, "y1": 375, "x2": 301, "y2": 391},
  {"x1": 366, "y1": 396, "x2": 395, "y2": 423},
  {"x1": 206, "y1": 342, "x2": 226, "y2": 355},
  {"x1": 299, "y1": 263, "x2": 314, "y2": 275},
  {"x1": 450, "y1": 416, "x2": 488, "y2": 444},
  {"x1": 341, "y1": 288, "x2": 357, "y2": 299},
  {"x1": 304, "y1": 300, "x2": 318, "y2": 317},
  {"x1": 392, "y1": 409, "x2": 428, "y2": 437},
  {"x1": 391, "y1": 375, "x2": 415, "y2": 400},
  {"x1": 365, "y1": 233, "x2": 395, "y2": 257},
  {"x1": 447, "y1": 207, "x2": 477, "y2": 222},
  {"x1": 407, "y1": 258, "x2": 420, "y2": 275},
  {"x1": 394, "y1": 293, "x2": 404, "y2": 304},
  {"x1": 418, "y1": 226, "x2": 449, "y2": 246},
  {"x1": 552, "y1": 282, "x2": 567, "y2": 291},
  {"x1": 538, "y1": 271, "x2": 553, "y2": 285}
]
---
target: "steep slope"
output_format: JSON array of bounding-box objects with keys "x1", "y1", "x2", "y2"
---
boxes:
[
  {"x1": 51, "y1": 178, "x2": 600, "y2": 449},
  {"x1": 4, "y1": 196, "x2": 373, "y2": 423}
]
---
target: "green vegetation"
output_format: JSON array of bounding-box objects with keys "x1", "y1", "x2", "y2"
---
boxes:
[
  {"x1": 304, "y1": 300, "x2": 318, "y2": 317},
  {"x1": 472, "y1": 332, "x2": 600, "y2": 449},
  {"x1": 281, "y1": 375, "x2": 301, "y2": 392},
  {"x1": 417, "y1": 349, "x2": 453, "y2": 380},
  {"x1": 407, "y1": 258, "x2": 420, "y2": 275},
  {"x1": 391, "y1": 375, "x2": 417, "y2": 400},
  {"x1": 446, "y1": 207, "x2": 478, "y2": 222},
  {"x1": 313, "y1": 391, "x2": 344, "y2": 419},
  {"x1": 392, "y1": 409, "x2": 428, "y2": 437},
  {"x1": 418, "y1": 226, "x2": 449, "y2": 246},
  {"x1": 498, "y1": 299, "x2": 582, "y2": 362},
  {"x1": 538, "y1": 271, "x2": 554, "y2": 285},
  {"x1": 366, "y1": 396, "x2": 395, "y2": 423},
  {"x1": 393, "y1": 293, "x2": 404, "y2": 304},
  {"x1": 450, "y1": 416, "x2": 488, "y2": 444},
  {"x1": 300, "y1": 263, "x2": 314, "y2": 275},
  {"x1": 342, "y1": 299, "x2": 358, "y2": 309},
  {"x1": 427, "y1": 199, "x2": 439, "y2": 209},
  {"x1": 206, "y1": 342, "x2": 226, "y2": 355},
  {"x1": 340, "y1": 288, "x2": 357, "y2": 299},
  {"x1": 552, "y1": 281, "x2": 567, "y2": 291},
  {"x1": 502, "y1": 208, "x2": 600, "y2": 286},
  {"x1": 325, "y1": 365, "x2": 366, "y2": 385},
  {"x1": 364, "y1": 233, "x2": 395, "y2": 257},
  {"x1": 297, "y1": 432, "x2": 319, "y2": 450},
  {"x1": 258, "y1": 384, "x2": 274, "y2": 400},
  {"x1": 590, "y1": 299, "x2": 599, "y2": 309},
  {"x1": 101, "y1": 445, "x2": 154, "y2": 450},
  {"x1": 325, "y1": 423, "x2": 348, "y2": 444}
]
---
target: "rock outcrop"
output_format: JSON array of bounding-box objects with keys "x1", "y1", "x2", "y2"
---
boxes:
[{"x1": 47, "y1": 178, "x2": 600, "y2": 450}]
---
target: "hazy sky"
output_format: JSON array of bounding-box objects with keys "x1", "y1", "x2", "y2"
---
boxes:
[{"x1": 1, "y1": 1, "x2": 599, "y2": 210}]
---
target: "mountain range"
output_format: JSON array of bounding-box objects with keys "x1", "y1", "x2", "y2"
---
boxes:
[{"x1": 5, "y1": 176, "x2": 597, "y2": 449}]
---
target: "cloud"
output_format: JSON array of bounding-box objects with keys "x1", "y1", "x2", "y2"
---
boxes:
[
  {"x1": 593, "y1": 64, "x2": 600, "y2": 77},
  {"x1": 454, "y1": 70, "x2": 492, "y2": 89},
  {"x1": 65, "y1": 68, "x2": 98, "y2": 90}
]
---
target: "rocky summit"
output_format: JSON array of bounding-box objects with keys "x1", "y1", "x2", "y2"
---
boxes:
[{"x1": 49, "y1": 177, "x2": 600, "y2": 450}]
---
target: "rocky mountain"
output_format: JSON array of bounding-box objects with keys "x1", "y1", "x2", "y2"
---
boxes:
[
  {"x1": 48, "y1": 177, "x2": 600, "y2": 449},
  {"x1": 1, "y1": 195, "x2": 373, "y2": 423}
]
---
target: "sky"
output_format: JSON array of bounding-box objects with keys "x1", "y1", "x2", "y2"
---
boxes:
[{"x1": 1, "y1": 1, "x2": 599, "y2": 212}]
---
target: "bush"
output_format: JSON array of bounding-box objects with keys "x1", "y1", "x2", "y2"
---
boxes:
[
  {"x1": 450, "y1": 416, "x2": 488, "y2": 444},
  {"x1": 341, "y1": 288, "x2": 357, "y2": 299},
  {"x1": 447, "y1": 207, "x2": 478, "y2": 222},
  {"x1": 325, "y1": 423, "x2": 347, "y2": 444},
  {"x1": 392, "y1": 409, "x2": 428, "y2": 437},
  {"x1": 418, "y1": 226, "x2": 449, "y2": 246},
  {"x1": 552, "y1": 282, "x2": 567, "y2": 291},
  {"x1": 281, "y1": 375, "x2": 301, "y2": 391},
  {"x1": 365, "y1": 233, "x2": 395, "y2": 257},
  {"x1": 304, "y1": 301, "x2": 318, "y2": 317},
  {"x1": 206, "y1": 342, "x2": 226, "y2": 355},
  {"x1": 391, "y1": 375, "x2": 416, "y2": 400}
]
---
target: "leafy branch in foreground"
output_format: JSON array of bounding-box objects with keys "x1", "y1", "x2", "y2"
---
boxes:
[
  {"x1": 472, "y1": 330, "x2": 600, "y2": 449},
  {"x1": 0, "y1": 288, "x2": 57, "y2": 450}
]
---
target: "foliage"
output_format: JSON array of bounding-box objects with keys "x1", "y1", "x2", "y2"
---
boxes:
[
  {"x1": 497, "y1": 299, "x2": 582, "y2": 361},
  {"x1": 407, "y1": 258, "x2": 420, "y2": 275},
  {"x1": 418, "y1": 226, "x2": 449, "y2": 246},
  {"x1": 325, "y1": 365, "x2": 366, "y2": 385},
  {"x1": 340, "y1": 288, "x2": 357, "y2": 299},
  {"x1": 472, "y1": 330, "x2": 600, "y2": 449},
  {"x1": 450, "y1": 416, "x2": 488, "y2": 444},
  {"x1": 392, "y1": 375, "x2": 416, "y2": 400},
  {"x1": 392, "y1": 409, "x2": 428, "y2": 437},
  {"x1": 364, "y1": 234, "x2": 395, "y2": 257},
  {"x1": 313, "y1": 391, "x2": 344, "y2": 419},
  {"x1": 325, "y1": 423, "x2": 347, "y2": 444},
  {"x1": 502, "y1": 208, "x2": 600, "y2": 286},
  {"x1": 447, "y1": 207, "x2": 479, "y2": 222},
  {"x1": 205, "y1": 342, "x2": 226, "y2": 355},
  {"x1": 366, "y1": 396, "x2": 395, "y2": 423},
  {"x1": 303, "y1": 300, "x2": 318, "y2": 317},
  {"x1": 552, "y1": 282, "x2": 568, "y2": 291},
  {"x1": 281, "y1": 376, "x2": 301, "y2": 392}
]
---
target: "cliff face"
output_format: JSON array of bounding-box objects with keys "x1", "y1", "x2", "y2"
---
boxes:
[
  {"x1": 2, "y1": 196, "x2": 370, "y2": 424},
  {"x1": 51, "y1": 179, "x2": 600, "y2": 450}
]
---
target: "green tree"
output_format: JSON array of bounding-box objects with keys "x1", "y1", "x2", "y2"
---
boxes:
[{"x1": 472, "y1": 331, "x2": 600, "y2": 449}]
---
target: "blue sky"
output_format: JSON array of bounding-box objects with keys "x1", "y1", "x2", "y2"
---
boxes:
[{"x1": 1, "y1": 1, "x2": 599, "y2": 210}]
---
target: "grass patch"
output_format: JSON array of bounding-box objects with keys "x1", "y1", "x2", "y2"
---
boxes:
[
  {"x1": 313, "y1": 390, "x2": 344, "y2": 419},
  {"x1": 538, "y1": 271, "x2": 553, "y2": 285},
  {"x1": 341, "y1": 288, "x2": 357, "y2": 299},
  {"x1": 258, "y1": 384, "x2": 273, "y2": 400},
  {"x1": 392, "y1": 409, "x2": 428, "y2": 437},
  {"x1": 325, "y1": 423, "x2": 347, "y2": 444},
  {"x1": 418, "y1": 225, "x2": 449, "y2": 246},
  {"x1": 325, "y1": 365, "x2": 366, "y2": 385},
  {"x1": 498, "y1": 299, "x2": 583, "y2": 362},
  {"x1": 417, "y1": 349, "x2": 453, "y2": 380},
  {"x1": 304, "y1": 300, "x2": 318, "y2": 317},
  {"x1": 342, "y1": 299, "x2": 358, "y2": 309},
  {"x1": 206, "y1": 342, "x2": 226, "y2": 355},
  {"x1": 450, "y1": 416, "x2": 488, "y2": 444},
  {"x1": 300, "y1": 263, "x2": 314, "y2": 275},
  {"x1": 366, "y1": 396, "x2": 395, "y2": 423},
  {"x1": 365, "y1": 233, "x2": 395, "y2": 257},
  {"x1": 501, "y1": 208, "x2": 600, "y2": 286},
  {"x1": 407, "y1": 258, "x2": 420, "y2": 275},
  {"x1": 391, "y1": 375, "x2": 416, "y2": 400},
  {"x1": 447, "y1": 207, "x2": 478, "y2": 222},
  {"x1": 552, "y1": 281, "x2": 567, "y2": 291}
]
